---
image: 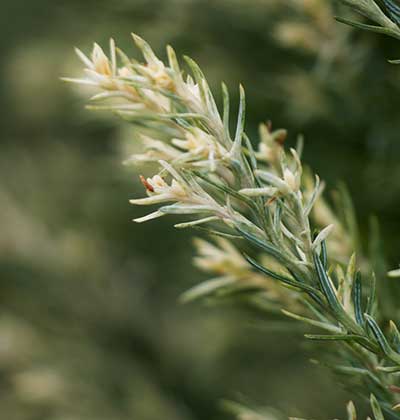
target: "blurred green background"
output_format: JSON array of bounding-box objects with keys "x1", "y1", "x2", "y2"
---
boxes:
[{"x1": 1, "y1": 1, "x2": 400, "y2": 419}]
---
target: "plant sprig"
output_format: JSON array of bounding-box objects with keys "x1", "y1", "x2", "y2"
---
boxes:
[{"x1": 65, "y1": 30, "x2": 400, "y2": 418}]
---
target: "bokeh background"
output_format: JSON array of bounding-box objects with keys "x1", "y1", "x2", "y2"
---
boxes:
[{"x1": 1, "y1": 0, "x2": 400, "y2": 419}]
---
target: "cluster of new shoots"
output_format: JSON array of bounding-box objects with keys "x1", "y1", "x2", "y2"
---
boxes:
[{"x1": 65, "y1": 28, "x2": 400, "y2": 418}]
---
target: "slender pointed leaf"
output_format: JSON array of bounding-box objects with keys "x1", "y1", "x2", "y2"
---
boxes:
[
  {"x1": 335, "y1": 16, "x2": 400, "y2": 39},
  {"x1": 231, "y1": 85, "x2": 245, "y2": 158},
  {"x1": 282, "y1": 310, "x2": 341, "y2": 333},
  {"x1": 245, "y1": 254, "x2": 323, "y2": 297},
  {"x1": 352, "y1": 271, "x2": 364, "y2": 326},
  {"x1": 221, "y1": 82, "x2": 231, "y2": 141},
  {"x1": 180, "y1": 277, "x2": 236, "y2": 303},
  {"x1": 370, "y1": 394, "x2": 384, "y2": 420},
  {"x1": 365, "y1": 314, "x2": 398, "y2": 360},
  {"x1": 236, "y1": 225, "x2": 285, "y2": 263}
]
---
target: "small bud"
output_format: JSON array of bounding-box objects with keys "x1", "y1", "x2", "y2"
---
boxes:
[
  {"x1": 273, "y1": 129, "x2": 287, "y2": 145},
  {"x1": 283, "y1": 168, "x2": 300, "y2": 192},
  {"x1": 92, "y1": 43, "x2": 112, "y2": 76},
  {"x1": 139, "y1": 175, "x2": 154, "y2": 192}
]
